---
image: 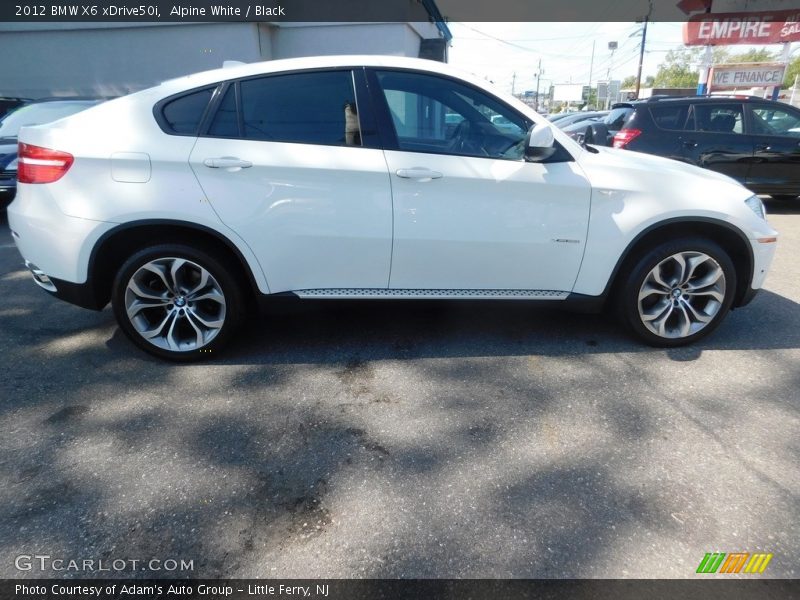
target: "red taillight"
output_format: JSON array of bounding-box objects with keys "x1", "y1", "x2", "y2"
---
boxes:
[
  {"x1": 17, "y1": 143, "x2": 74, "y2": 184},
  {"x1": 612, "y1": 128, "x2": 642, "y2": 149}
]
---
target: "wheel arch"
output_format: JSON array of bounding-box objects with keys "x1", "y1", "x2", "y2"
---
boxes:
[
  {"x1": 605, "y1": 217, "x2": 754, "y2": 309},
  {"x1": 87, "y1": 220, "x2": 263, "y2": 310}
]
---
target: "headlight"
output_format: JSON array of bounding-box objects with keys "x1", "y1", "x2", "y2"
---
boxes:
[{"x1": 745, "y1": 195, "x2": 766, "y2": 220}]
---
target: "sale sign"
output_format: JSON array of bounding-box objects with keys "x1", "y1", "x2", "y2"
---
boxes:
[{"x1": 683, "y1": 10, "x2": 800, "y2": 45}]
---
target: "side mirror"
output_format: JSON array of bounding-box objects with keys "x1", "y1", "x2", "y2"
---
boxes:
[{"x1": 524, "y1": 122, "x2": 556, "y2": 162}]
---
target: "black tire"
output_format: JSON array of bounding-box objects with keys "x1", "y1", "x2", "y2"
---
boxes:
[
  {"x1": 617, "y1": 237, "x2": 736, "y2": 347},
  {"x1": 112, "y1": 244, "x2": 246, "y2": 361}
]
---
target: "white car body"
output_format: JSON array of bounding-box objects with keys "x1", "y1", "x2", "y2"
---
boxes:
[{"x1": 7, "y1": 55, "x2": 778, "y2": 358}]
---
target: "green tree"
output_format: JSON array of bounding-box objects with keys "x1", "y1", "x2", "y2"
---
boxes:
[
  {"x1": 728, "y1": 48, "x2": 777, "y2": 63},
  {"x1": 653, "y1": 48, "x2": 701, "y2": 88},
  {"x1": 621, "y1": 75, "x2": 637, "y2": 89},
  {"x1": 784, "y1": 56, "x2": 800, "y2": 89},
  {"x1": 651, "y1": 47, "x2": 748, "y2": 89}
]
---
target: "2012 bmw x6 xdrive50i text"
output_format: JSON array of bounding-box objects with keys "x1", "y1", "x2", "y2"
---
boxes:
[{"x1": 8, "y1": 56, "x2": 778, "y2": 360}]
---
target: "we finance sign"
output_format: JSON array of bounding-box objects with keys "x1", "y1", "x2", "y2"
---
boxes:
[
  {"x1": 710, "y1": 63, "x2": 787, "y2": 89},
  {"x1": 684, "y1": 10, "x2": 800, "y2": 45}
]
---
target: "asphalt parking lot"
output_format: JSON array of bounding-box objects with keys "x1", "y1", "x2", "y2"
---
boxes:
[{"x1": 0, "y1": 200, "x2": 797, "y2": 579}]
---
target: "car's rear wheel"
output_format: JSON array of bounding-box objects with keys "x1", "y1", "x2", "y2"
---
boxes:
[
  {"x1": 618, "y1": 238, "x2": 736, "y2": 347},
  {"x1": 112, "y1": 244, "x2": 245, "y2": 361}
]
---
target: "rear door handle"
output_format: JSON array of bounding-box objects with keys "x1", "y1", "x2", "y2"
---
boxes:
[
  {"x1": 682, "y1": 140, "x2": 698, "y2": 149},
  {"x1": 203, "y1": 157, "x2": 253, "y2": 169},
  {"x1": 395, "y1": 168, "x2": 443, "y2": 180}
]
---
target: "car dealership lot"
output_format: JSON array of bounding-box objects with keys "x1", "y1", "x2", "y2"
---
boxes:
[{"x1": 0, "y1": 202, "x2": 797, "y2": 579}]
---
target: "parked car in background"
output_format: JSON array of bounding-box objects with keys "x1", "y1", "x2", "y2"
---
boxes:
[
  {"x1": 8, "y1": 56, "x2": 777, "y2": 360},
  {"x1": 548, "y1": 111, "x2": 578, "y2": 122},
  {"x1": 564, "y1": 96, "x2": 800, "y2": 201},
  {"x1": 0, "y1": 97, "x2": 30, "y2": 119},
  {"x1": 0, "y1": 99, "x2": 100, "y2": 209},
  {"x1": 490, "y1": 113, "x2": 520, "y2": 133},
  {"x1": 560, "y1": 103, "x2": 635, "y2": 146},
  {"x1": 607, "y1": 96, "x2": 800, "y2": 200},
  {"x1": 551, "y1": 110, "x2": 609, "y2": 130}
]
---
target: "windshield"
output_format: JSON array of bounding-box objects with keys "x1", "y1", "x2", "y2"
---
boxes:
[{"x1": 0, "y1": 101, "x2": 95, "y2": 137}]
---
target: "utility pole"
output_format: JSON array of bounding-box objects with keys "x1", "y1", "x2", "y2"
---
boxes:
[
  {"x1": 588, "y1": 40, "x2": 595, "y2": 97},
  {"x1": 534, "y1": 58, "x2": 543, "y2": 111},
  {"x1": 634, "y1": 17, "x2": 648, "y2": 99},
  {"x1": 511, "y1": 71, "x2": 517, "y2": 96},
  {"x1": 606, "y1": 42, "x2": 617, "y2": 109}
]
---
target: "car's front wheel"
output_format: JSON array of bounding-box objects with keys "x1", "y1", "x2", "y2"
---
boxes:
[
  {"x1": 112, "y1": 244, "x2": 245, "y2": 361},
  {"x1": 618, "y1": 238, "x2": 736, "y2": 347}
]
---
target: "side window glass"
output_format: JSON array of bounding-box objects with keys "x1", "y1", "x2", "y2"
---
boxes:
[
  {"x1": 604, "y1": 107, "x2": 632, "y2": 130},
  {"x1": 693, "y1": 104, "x2": 744, "y2": 134},
  {"x1": 161, "y1": 88, "x2": 214, "y2": 135},
  {"x1": 649, "y1": 105, "x2": 691, "y2": 130},
  {"x1": 375, "y1": 70, "x2": 528, "y2": 160},
  {"x1": 208, "y1": 86, "x2": 238, "y2": 137},
  {"x1": 239, "y1": 71, "x2": 361, "y2": 146},
  {"x1": 751, "y1": 106, "x2": 800, "y2": 138}
]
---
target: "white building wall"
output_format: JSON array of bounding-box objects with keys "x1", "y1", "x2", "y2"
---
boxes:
[
  {"x1": 0, "y1": 23, "x2": 266, "y2": 98},
  {"x1": 270, "y1": 22, "x2": 439, "y2": 60},
  {"x1": 0, "y1": 21, "x2": 444, "y2": 99}
]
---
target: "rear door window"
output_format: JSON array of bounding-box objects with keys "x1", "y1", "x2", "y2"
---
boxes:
[
  {"x1": 237, "y1": 70, "x2": 362, "y2": 146},
  {"x1": 648, "y1": 104, "x2": 691, "y2": 130},
  {"x1": 690, "y1": 104, "x2": 744, "y2": 134},
  {"x1": 161, "y1": 88, "x2": 214, "y2": 135}
]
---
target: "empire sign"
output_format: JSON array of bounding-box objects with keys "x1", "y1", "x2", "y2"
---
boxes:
[{"x1": 684, "y1": 9, "x2": 800, "y2": 45}]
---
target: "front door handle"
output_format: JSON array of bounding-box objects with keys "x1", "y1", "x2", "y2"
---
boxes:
[
  {"x1": 682, "y1": 140, "x2": 698, "y2": 149},
  {"x1": 395, "y1": 168, "x2": 443, "y2": 181},
  {"x1": 203, "y1": 157, "x2": 253, "y2": 169}
]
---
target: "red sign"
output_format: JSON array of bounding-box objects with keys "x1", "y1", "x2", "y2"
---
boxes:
[{"x1": 683, "y1": 10, "x2": 800, "y2": 45}]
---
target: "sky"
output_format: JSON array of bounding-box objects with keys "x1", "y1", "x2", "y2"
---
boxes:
[{"x1": 447, "y1": 22, "x2": 795, "y2": 95}]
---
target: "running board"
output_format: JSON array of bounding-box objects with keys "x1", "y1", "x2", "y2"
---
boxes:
[{"x1": 291, "y1": 289, "x2": 569, "y2": 300}]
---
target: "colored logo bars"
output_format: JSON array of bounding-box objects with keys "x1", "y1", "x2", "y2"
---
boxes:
[{"x1": 696, "y1": 552, "x2": 773, "y2": 574}]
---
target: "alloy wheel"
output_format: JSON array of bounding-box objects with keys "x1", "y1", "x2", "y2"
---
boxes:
[
  {"x1": 124, "y1": 257, "x2": 227, "y2": 352},
  {"x1": 636, "y1": 251, "x2": 726, "y2": 339}
]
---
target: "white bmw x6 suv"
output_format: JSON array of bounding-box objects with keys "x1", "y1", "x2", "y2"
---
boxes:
[{"x1": 8, "y1": 56, "x2": 778, "y2": 361}]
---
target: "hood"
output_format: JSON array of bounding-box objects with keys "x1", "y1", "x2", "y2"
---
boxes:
[
  {"x1": 574, "y1": 145, "x2": 757, "y2": 229},
  {"x1": 577, "y1": 144, "x2": 750, "y2": 199}
]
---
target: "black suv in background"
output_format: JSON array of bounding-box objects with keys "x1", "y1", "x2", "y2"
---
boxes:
[{"x1": 572, "y1": 96, "x2": 800, "y2": 200}]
